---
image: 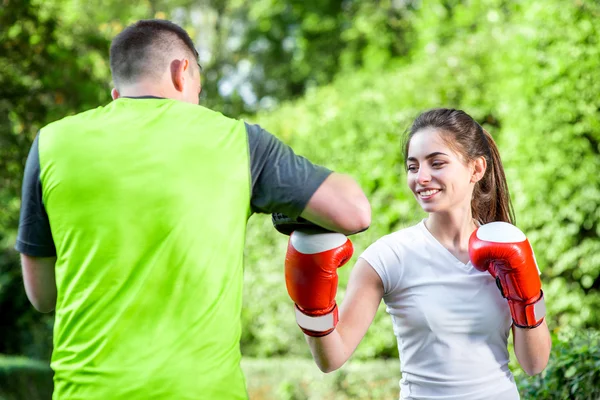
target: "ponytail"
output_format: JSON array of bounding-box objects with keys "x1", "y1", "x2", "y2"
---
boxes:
[{"x1": 472, "y1": 128, "x2": 514, "y2": 224}]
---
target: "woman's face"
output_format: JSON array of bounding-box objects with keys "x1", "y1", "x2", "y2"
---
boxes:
[{"x1": 406, "y1": 127, "x2": 480, "y2": 214}]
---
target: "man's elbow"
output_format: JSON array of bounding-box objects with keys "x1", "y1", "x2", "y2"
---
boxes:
[
  {"x1": 27, "y1": 293, "x2": 56, "y2": 313},
  {"x1": 32, "y1": 302, "x2": 55, "y2": 313},
  {"x1": 336, "y1": 199, "x2": 372, "y2": 235},
  {"x1": 21, "y1": 255, "x2": 57, "y2": 313},
  {"x1": 353, "y1": 198, "x2": 372, "y2": 231}
]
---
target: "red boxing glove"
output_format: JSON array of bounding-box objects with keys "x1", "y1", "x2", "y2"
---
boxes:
[
  {"x1": 285, "y1": 230, "x2": 354, "y2": 337},
  {"x1": 469, "y1": 222, "x2": 546, "y2": 329}
]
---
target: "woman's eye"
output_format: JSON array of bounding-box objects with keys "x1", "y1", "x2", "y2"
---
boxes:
[
  {"x1": 432, "y1": 162, "x2": 445, "y2": 168},
  {"x1": 407, "y1": 165, "x2": 418, "y2": 172}
]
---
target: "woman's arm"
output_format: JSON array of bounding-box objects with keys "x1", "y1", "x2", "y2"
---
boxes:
[
  {"x1": 305, "y1": 258, "x2": 384, "y2": 372},
  {"x1": 469, "y1": 222, "x2": 551, "y2": 376},
  {"x1": 512, "y1": 320, "x2": 552, "y2": 376}
]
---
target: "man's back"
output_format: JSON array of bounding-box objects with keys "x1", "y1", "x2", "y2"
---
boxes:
[{"x1": 41, "y1": 98, "x2": 250, "y2": 399}]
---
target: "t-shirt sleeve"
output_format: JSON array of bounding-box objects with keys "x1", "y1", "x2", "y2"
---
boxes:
[
  {"x1": 15, "y1": 134, "x2": 57, "y2": 257},
  {"x1": 359, "y1": 238, "x2": 402, "y2": 296},
  {"x1": 246, "y1": 122, "x2": 332, "y2": 218}
]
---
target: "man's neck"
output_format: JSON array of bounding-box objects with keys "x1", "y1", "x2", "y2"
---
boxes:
[{"x1": 115, "y1": 82, "x2": 175, "y2": 100}]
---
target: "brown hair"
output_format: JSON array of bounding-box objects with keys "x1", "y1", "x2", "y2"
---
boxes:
[
  {"x1": 110, "y1": 19, "x2": 200, "y2": 88},
  {"x1": 403, "y1": 108, "x2": 515, "y2": 224}
]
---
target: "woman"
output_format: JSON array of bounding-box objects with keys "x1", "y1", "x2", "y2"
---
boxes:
[{"x1": 283, "y1": 108, "x2": 551, "y2": 399}]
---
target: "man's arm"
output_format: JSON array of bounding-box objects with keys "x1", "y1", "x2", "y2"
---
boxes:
[
  {"x1": 246, "y1": 122, "x2": 371, "y2": 234},
  {"x1": 300, "y1": 173, "x2": 370, "y2": 235},
  {"x1": 21, "y1": 255, "x2": 57, "y2": 313},
  {"x1": 15, "y1": 133, "x2": 58, "y2": 312}
]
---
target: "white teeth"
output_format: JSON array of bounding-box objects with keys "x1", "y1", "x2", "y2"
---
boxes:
[{"x1": 419, "y1": 189, "x2": 440, "y2": 197}]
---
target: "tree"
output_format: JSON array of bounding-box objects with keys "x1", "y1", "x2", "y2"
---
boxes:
[{"x1": 0, "y1": 0, "x2": 110, "y2": 359}]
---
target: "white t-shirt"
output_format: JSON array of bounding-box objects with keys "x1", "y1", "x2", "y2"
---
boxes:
[{"x1": 360, "y1": 220, "x2": 519, "y2": 400}]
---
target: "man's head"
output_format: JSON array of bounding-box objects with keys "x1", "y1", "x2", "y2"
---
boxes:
[{"x1": 109, "y1": 19, "x2": 201, "y2": 104}]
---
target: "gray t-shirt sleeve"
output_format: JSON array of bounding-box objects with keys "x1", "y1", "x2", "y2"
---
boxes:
[
  {"x1": 15, "y1": 133, "x2": 57, "y2": 257},
  {"x1": 246, "y1": 122, "x2": 332, "y2": 218}
]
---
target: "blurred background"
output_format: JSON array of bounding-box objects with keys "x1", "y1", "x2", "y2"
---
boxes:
[{"x1": 1, "y1": 0, "x2": 599, "y2": 399}]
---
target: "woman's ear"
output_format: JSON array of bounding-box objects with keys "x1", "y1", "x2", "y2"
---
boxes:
[{"x1": 471, "y1": 156, "x2": 487, "y2": 183}]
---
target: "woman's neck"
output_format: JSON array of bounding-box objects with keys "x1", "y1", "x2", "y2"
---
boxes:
[{"x1": 424, "y1": 207, "x2": 478, "y2": 251}]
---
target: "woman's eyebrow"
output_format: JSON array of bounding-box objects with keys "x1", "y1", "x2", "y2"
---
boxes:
[{"x1": 406, "y1": 152, "x2": 449, "y2": 162}]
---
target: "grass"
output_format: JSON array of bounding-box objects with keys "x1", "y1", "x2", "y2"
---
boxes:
[
  {"x1": 2, "y1": 353, "x2": 596, "y2": 399},
  {"x1": 242, "y1": 358, "x2": 400, "y2": 399},
  {"x1": 9, "y1": 354, "x2": 597, "y2": 400},
  {"x1": 0, "y1": 355, "x2": 400, "y2": 400},
  {"x1": 0, "y1": 355, "x2": 53, "y2": 400}
]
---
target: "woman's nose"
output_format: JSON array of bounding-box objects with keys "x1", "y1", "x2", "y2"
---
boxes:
[{"x1": 417, "y1": 167, "x2": 431, "y2": 184}]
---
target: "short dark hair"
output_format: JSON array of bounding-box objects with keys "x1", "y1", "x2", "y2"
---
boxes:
[{"x1": 109, "y1": 19, "x2": 199, "y2": 87}]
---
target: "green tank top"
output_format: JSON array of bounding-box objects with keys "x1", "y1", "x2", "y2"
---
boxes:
[{"x1": 38, "y1": 98, "x2": 251, "y2": 399}]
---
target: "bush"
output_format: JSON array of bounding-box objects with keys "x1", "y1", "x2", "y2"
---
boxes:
[
  {"x1": 516, "y1": 329, "x2": 600, "y2": 399},
  {"x1": 242, "y1": 0, "x2": 600, "y2": 359},
  {"x1": 0, "y1": 355, "x2": 53, "y2": 400}
]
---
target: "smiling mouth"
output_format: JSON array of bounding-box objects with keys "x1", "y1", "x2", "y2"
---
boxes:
[{"x1": 418, "y1": 189, "x2": 441, "y2": 198}]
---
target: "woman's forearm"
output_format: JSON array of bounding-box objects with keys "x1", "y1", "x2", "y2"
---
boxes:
[
  {"x1": 305, "y1": 329, "x2": 352, "y2": 373},
  {"x1": 513, "y1": 319, "x2": 552, "y2": 376},
  {"x1": 303, "y1": 258, "x2": 385, "y2": 373}
]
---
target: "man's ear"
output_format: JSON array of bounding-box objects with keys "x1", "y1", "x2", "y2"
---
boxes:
[
  {"x1": 171, "y1": 59, "x2": 189, "y2": 92},
  {"x1": 111, "y1": 88, "x2": 120, "y2": 100},
  {"x1": 471, "y1": 156, "x2": 487, "y2": 183}
]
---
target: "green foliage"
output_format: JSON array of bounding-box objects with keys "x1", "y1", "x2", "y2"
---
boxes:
[
  {"x1": 0, "y1": 355, "x2": 53, "y2": 400},
  {"x1": 228, "y1": 0, "x2": 415, "y2": 110},
  {"x1": 0, "y1": 0, "x2": 110, "y2": 359},
  {"x1": 487, "y1": 0, "x2": 600, "y2": 330},
  {"x1": 241, "y1": 0, "x2": 600, "y2": 361},
  {"x1": 50, "y1": 0, "x2": 415, "y2": 116},
  {"x1": 516, "y1": 330, "x2": 600, "y2": 399}
]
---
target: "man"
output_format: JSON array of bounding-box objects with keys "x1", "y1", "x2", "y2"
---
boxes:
[{"x1": 16, "y1": 19, "x2": 370, "y2": 399}]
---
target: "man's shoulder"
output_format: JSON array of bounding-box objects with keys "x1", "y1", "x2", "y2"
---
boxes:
[
  {"x1": 41, "y1": 100, "x2": 244, "y2": 137},
  {"x1": 175, "y1": 101, "x2": 241, "y2": 123},
  {"x1": 41, "y1": 104, "x2": 109, "y2": 134}
]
